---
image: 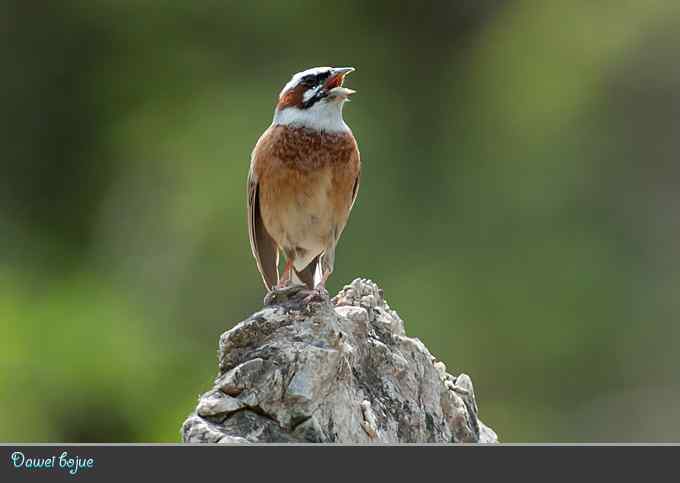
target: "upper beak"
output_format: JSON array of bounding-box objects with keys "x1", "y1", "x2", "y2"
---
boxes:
[{"x1": 324, "y1": 67, "x2": 356, "y2": 98}]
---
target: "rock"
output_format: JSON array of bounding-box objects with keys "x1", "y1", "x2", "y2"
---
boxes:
[{"x1": 181, "y1": 278, "x2": 498, "y2": 444}]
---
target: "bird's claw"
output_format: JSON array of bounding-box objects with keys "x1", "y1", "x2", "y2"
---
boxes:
[
  {"x1": 301, "y1": 286, "x2": 330, "y2": 305},
  {"x1": 263, "y1": 283, "x2": 329, "y2": 307},
  {"x1": 264, "y1": 283, "x2": 307, "y2": 306}
]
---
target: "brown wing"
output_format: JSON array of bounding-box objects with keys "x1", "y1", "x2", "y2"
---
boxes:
[
  {"x1": 335, "y1": 145, "x2": 361, "y2": 242},
  {"x1": 349, "y1": 169, "x2": 360, "y2": 213},
  {"x1": 247, "y1": 169, "x2": 279, "y2": 290},
  {"x1": 349, "y1": 139, "x2": 361, "y2": 213}
]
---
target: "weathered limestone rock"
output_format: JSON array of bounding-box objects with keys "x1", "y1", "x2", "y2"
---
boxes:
[{"x1": 181, "y1": 278, "x2": 498, "y2": 443}]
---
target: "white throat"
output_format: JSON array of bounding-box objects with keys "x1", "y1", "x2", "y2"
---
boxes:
[{"x1": 273, "y1": 101, "x2": 350, "y2": 133}]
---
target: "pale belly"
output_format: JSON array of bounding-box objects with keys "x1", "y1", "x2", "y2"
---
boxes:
[{"x1": 260, "y1": 166, "x2": 336, "y2": 270}]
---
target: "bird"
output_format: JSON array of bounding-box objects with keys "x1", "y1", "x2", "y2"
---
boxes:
[{"x1": 247, "y1": 66, "x2": 361, "y2": 302}]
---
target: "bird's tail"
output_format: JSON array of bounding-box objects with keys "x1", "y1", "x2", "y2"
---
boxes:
[{"x1": 292, "y1": 255, "x2": 319, "y2": 289}]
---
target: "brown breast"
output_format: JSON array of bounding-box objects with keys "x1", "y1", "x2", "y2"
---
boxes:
[
  {"x1": 256, "y1": 125, "x2": 358, "y2": 171},
  {"x1": 252, "y1": 125, "x2": 360, "y2": 257}
]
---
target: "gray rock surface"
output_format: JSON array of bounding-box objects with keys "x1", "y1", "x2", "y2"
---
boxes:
[{"x1": 181, "y1": 278, "x2": 498, "y2": 443}]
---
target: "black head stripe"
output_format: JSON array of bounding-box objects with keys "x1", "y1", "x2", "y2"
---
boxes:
[
  {"x1": 299, "y1": 70, "x2": 331, "y2": 109},
  {"x1": 301, "y1": 70, "x2": 330, "y2": 87},
  {"x1": 301, "y1": 89, "x2": 327, "y2": 109}
]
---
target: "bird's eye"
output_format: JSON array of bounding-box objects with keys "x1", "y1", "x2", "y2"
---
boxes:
[
  {"x1": 317, "y1": 71, "x2": 330, "y2": 82},
  {"x1": 301, "y1": 75, "x2": 316, "y2": 86}
]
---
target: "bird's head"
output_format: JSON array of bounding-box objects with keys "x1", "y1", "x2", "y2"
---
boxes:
[{"x1": 273, "y1": 66, "x2": 355, "y2": 132}]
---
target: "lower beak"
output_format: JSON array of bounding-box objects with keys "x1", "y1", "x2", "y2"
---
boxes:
[{"x1": 324, "y1": 67, "x2": 356, "y2": 99}]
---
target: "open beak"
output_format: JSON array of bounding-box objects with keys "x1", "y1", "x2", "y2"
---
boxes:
[{"x1": 323, "y1": 67, "x2": 356, "y2": 100}]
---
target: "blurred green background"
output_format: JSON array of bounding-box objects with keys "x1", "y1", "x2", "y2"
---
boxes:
[{"x1": 2, "y1": 0, "x2": 680, "y2": 442}]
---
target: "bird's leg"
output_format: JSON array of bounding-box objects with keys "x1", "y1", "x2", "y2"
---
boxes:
[
  {"x1": 300, "y1": 273, "x2": 331, "y2": 304},
  {"x1": 301, "y1": 246, "x2": 334, "y2": 304},
  {"x1": 276, "y1": 258, "x2": 294, "y2": 288},
  {"x1": 265, "y1": 258, "x2": 304, "y2": 305},
  {"x1": 317, "y1": 266, "x2": 333, "y2": 291},
  {"x1": 315, "y1": 271, "x2": 332, "y2": 297}
]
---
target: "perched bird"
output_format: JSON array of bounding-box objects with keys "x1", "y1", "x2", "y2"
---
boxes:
[{"x1": 247, "y1": 66, "x2": 361, "y2": 300}]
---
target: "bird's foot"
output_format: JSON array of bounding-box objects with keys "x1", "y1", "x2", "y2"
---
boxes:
[
  {"x1": 264, "y1": 283, "x2": 307, "y2": 306},
  {"x1": 300, "y1": 286, "x2": 330, "y2": 305}
]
